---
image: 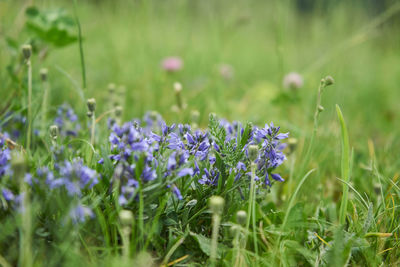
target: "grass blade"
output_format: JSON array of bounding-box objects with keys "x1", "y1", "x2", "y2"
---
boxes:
[{"x1": 336, "y1": 105, "x2": 350, "y2": 225}]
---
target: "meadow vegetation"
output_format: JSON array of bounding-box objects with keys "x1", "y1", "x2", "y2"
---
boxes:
[{"x1": 0, "y1": 0, "x2": 400, "y2": 266}]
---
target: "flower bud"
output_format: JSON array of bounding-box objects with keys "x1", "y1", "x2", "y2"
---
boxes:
[
  {"x1": 248, "y1": 145, "x2": 259, "y2": 162},
  {"x1": 287, "y1": 137, "x2": 298, "y2": 152},
  {"x1": 174, "y1": 82, "x2": 182, "y2": 94},
  {"x1": 191, "y1": 110, "x2": 200, "y2": 123},
  {"x1": 40, "y1": 68, "x2": 48, "y2": 82},
  {"x1": 236, "y1": 210, "x2": 247, "y2": 226},
  {"x1": 22, "y1": 44, "x2": 32, "y2": 60},
  {"x1": 318, "y1": 105, "x2": 324, "y2": 112},
  {"x1": 49, "y1": 125, "x2": 59, "y2": 140},
  {"x1": 324, "y1": 76, "x2": 334, "y2": 86},
  {"x1": 209, "y1": 195, "x2": 225, "y2": 215},
  {"x1": 115, "y1": 106, "x2": 123, "y2": 117},
  {"x1": 87, "y1": 98, "x2": 96, "y2": 113},
  {"x1": 108, "y1": 83, "x2": 116, "y2": 94},
  {"x1": 119, "y1": 209, "x2": 133, "y2": 226}
]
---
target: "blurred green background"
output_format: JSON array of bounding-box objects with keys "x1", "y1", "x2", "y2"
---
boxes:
[{"x1": 1, "y1": 0, "x2": 400, "y2": 196}]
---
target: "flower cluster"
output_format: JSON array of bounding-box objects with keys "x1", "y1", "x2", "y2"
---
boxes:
[
  {"x1": 0, "y1": 136, "x2": 11, "y2": 178},
  {"x1": 54, "y1": 104, "x2": 81, "y2": 137},
  {"x1": 108, "y1": 113, "x2": 289, "y2": 206}
]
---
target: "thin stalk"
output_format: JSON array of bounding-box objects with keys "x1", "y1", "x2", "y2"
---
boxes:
[
  {"x1": 121, "y1": 227, "x2": 131, "y2": 260},
  {"x1": 90, "y1": 114, "x2": 95, "y2": 146},
  {"x1": 73, "y1": 0, "x2": 87, "y2": 90},
  {"x1": 246, "y1": 163, "x2": 258, "y2": 256},
  {"x1": 26, "y1": 59, "x2": 32, "y2": 150},
  {"x1": 336, "y1": 105, "x2": 350, "y2": 225},
  {"x1": 299, "y1": 80, "x2": 325, "y2": 176},
  {"x1": 41, "y1": 78, "x2": 49, "y2": 134},
  {"x1": 210, "y1": 213, "x2": 221, "y2": 266},
  {"x1": 20, "y1": 180, "x2": 32, "y2": 267},
  {"x1": 13, "y1": 155, "x2": 32, "y2": 267},
  {"x1": 138, "y1": 179, "x2": 144, "y2": 247}
]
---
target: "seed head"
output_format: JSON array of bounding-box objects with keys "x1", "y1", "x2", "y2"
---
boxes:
[
  {"x1": 174, "y1": 82, "x2": 182, "y2": 94},
  {"x1": 236, "y1": 210, "x2": 247, "y2": 226},
  {"x1": 108, "y1": 83, "x2": 116, "y2": 94},
  {"x1": 49, "y1": 125, "x2": 59, "y2": 140},
  {"x1": 40, "y1": 68, "x2": 48, "y2": 82},
  {"x1": 324, "y1": 76, "x2": 334, "y2": 86},
  {"x1": 209, "y1": 195, "x2": 225, "y2": 215},
  {"x1": 115, "y1": 106, "x2": 123, "y2": 117},
  {"x1": 248, "y1": 145, "x2": 259, "y2": 162},
  {"x1": 119, "y1": 209, "x2": 133, "y2": 226},
  {"x1": 287, "y1": 137, "x2": 298, "y2": 152},
  {"x1": 87, "y1": 98, "x2": 96, "y2": 113},
  {"x1": 22, "y1": 44, "x2": 32, "y2": 60}
]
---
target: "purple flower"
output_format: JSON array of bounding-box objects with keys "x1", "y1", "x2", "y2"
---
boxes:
[
  {"x1": 54, "y1": 104, "x2": 81, "y2": 137},
  {"x1": 177, "y1": 168, "x2": 194, "y2": 178},
  {"x1": 2, "y1": 188, "x2": 14, "y2": 201},
  {"x1": 161, "y1": 57, "x2": 183, "y2": 72},
  {"x1": 271, "y1": 173, "x2": 284, "y2": 182},
  {"x1": 70, "y1": 203, "x2": 94, "y2": 223}
]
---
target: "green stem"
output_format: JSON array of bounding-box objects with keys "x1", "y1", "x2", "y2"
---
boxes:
[
  {"x1": 18, "y1": 168, "x2": 32, "y2": 267},
  {"x1": 210, "y1": 213, "x2": 221, "y2": 266},
  {"x1": 41, "y1": 80, "x2": 49, "y2": 135},
  {"x1": 138, "y1": 179, "x2": 144, "y2": 247},
  {"x1": 90, "y1": 114, "x2": 95, "y2": 146},
  {"x1": 73, "y1": 0, "x2": 87, "y2": 90},
  {"x1": 26, "y1": 59, "x2": 32, "y2": 150},
  {"x1": 246, "y1": 162, "x2": 258, "y2": 256},
  {"x1": 299, "y1": 80, "x2": 325, "y2": 176},
  {"x1": 336, "y1": 105, "x2": 350, "y2": 225}
]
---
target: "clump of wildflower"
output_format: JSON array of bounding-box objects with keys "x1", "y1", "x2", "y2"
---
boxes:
[
  {"x1": 47, "y1": 158, "x2": 99, "y2": 196},
  {"x1": 161, "y1": 57, "x2": 183, "y2": 72},
  {"x1": 283, "y1": 72, "x2": 303, "y2": 90}
]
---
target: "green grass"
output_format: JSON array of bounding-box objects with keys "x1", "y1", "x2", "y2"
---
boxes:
[{"x1": 1, "y1": 0, "x2": 400, "y2": 266}]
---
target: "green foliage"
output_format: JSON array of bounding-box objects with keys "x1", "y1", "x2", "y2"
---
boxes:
[{"x1": 25, "y1": 6, "x2": 78, "y2": 47}]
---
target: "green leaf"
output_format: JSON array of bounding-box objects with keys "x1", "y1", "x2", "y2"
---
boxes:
[{"x1": 190, "y1": 232, "x2": 227, "y2": 258}]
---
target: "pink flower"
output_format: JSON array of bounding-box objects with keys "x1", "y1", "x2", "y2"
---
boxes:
[
  {"x1": 218, "y1": 64, "x2": 234, "y2": 80},
  {"x1": 161, "y1": 57, "x2": 183, "y2": 72},
  {"x1": 283, "y1": 72, "x2": 303, "y2": 90}
]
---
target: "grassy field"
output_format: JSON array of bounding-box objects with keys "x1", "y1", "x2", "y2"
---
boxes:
[{"x1": 1, "y1": 0, "x2": 400, "y2": 266}]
